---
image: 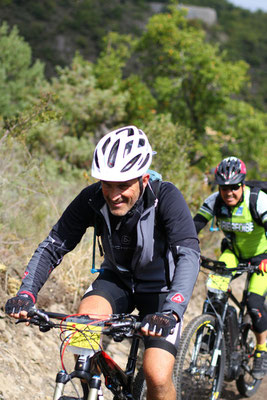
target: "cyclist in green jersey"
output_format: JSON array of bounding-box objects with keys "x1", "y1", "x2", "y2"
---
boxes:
[{"x1": 194, "y1": 157, "x2": 267, "y2": 379}]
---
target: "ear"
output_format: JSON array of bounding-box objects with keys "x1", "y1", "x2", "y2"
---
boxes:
[{"x1": 142, "y1": 173, "x2": 150, "y2": 188}]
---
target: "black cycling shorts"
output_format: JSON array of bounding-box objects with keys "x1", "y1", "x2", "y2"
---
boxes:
[{"x1": 83, "y1": 269, "x2": 182, "y2": 357}]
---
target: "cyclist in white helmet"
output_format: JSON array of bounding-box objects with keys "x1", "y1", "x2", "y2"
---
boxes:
[{"x1": 6, "y1": 126, "x2": 200, "y2": 400}]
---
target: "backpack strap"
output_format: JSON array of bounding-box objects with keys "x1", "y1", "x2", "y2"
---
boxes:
[
  {"x1": 249, "y1": 186, "x2": 262, "y2": 226},
  {"x1": 91, "y1": 215, "x2": 104, "y2": 274},
  {"x1": 210, "y1": 193, "x2": 222, "y2": 231},
  {"x1": 150, "y1": 179, "x2": 162, "y2": 199}
]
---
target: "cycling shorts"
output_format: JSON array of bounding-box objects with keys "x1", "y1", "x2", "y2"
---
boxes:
[{"x1": 83, "y1": 269, "x2": 182, "y2": 357}]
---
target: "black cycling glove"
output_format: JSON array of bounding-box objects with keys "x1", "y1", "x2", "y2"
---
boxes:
[
  {"x1": 5, "y1": 294, "x2": 34, "y2": 315},
  {"x1": 141, "y1": 312, "x2": 177, "y2": 337}
]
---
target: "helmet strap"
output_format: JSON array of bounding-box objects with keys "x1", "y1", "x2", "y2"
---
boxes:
[{"x1": 138, "y1": 176, "x2": 144, "y2": 197}]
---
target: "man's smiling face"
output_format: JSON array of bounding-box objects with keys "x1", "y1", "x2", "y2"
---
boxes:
[
  {"x1": 219, "y1": 183, "x2": 244, "y2": 207},
  {"x1": 101, "y1": 174, "x2": 149, "y2": 216}
]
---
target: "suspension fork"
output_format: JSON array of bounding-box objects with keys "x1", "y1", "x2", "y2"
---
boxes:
[
  {"x1": 207, "y1": 303, "x2": 228, "y2": 377},
  {"x1": 53, "y1": 353, "x2": 100, "y2": 400}
]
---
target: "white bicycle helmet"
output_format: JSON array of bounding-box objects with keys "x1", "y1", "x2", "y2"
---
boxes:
[{"x1": 91, "y1": 126, "x2": 153, "y2": 181}]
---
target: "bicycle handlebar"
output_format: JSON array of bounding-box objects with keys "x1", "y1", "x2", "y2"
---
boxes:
[
  {"x1": 16, "y1": 308, "x2": 141, "y2": 339},
  {"x1": 200, "y1": 255, "x2": 259, "y2": 274}
]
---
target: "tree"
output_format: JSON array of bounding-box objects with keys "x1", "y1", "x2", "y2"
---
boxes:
[
  {"x1": 0, "y1": 22, "x2": 45, "y2": 118},
  {"x1": 211, "y1": 99, "x2": 267, "y2": 177},
  {"x1": 135, "y1": 3, "x2": 249, "y2": 138}
]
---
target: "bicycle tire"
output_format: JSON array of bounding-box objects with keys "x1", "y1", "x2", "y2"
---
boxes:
[
  {"x1": 174, "y1": 314, "x2": 225, "y2": 400},
  {"x1": 132, "y1": 366, "x2": 146, "y2": 399},
  {"x1": 236, "y1": 317, "x2": 262, "y2": 397}
]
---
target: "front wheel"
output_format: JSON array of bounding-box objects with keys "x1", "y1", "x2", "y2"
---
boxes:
[
  {"x1": 174, "y1": 314, "x2": 226, "y2": 400},
  {"x1": 132, "y1": 366, "x2": 146, "y2": 399},
  {"x1": 236, "y1": 317, "x2": 262, "y2": 397}
]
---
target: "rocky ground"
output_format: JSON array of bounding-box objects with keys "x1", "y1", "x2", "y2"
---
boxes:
[{"x1": 0, "y1": 271, "x2": 266, "y2": 399}]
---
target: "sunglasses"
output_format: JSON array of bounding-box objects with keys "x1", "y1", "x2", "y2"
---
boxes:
[{"x1": 220, "y1": 184, "x2": 242, "y2": 191}]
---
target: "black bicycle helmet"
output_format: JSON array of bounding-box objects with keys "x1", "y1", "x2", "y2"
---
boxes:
[{"x1": 214, "y1": 156, "x2": 246, "y2": 185}]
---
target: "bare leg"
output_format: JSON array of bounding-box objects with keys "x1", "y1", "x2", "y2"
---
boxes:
[
  {"x1": 78, "y1": 295, "x2": 113, "y2": 316},
  {"x1": 75, "y1": 295, "x2": 113, "y2": 380},
  {"x1": 255, "y1": 330, "x2": 267, "y2": 346},
  {"x1": 143, "y1": 347, "x2": 176, "y2": 400}
]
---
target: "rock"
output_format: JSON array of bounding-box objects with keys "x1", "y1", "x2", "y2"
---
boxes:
[{"x1": 149, "y1": 2, "x2": 217, "y2": 26}]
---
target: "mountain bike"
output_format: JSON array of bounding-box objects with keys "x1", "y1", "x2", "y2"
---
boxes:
[
  {"x1": 17, "y1": 308, "x2": 149, "y2": 400},
  {"x1": 175, "y1": 256, "x2": 264, "y2": 400}
]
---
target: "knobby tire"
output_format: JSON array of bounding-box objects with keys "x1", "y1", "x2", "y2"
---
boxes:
[
  {"x1": 236, "y1": 315, "x2": 262, "y2": 397},
  {"x1": 132, "y1": 366, "x2": 146, "y2": 399},
  {"x1": 174, "y1": 314, "x2": 225, "y2": 400}
]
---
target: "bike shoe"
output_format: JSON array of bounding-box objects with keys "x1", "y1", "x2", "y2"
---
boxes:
[{"x1": 252, "y1": 350, "x2": 267, "y2": 379}]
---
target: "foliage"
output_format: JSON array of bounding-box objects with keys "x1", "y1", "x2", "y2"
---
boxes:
[
  {"x1": 0, "y1": 0, "x2": 267, "y2": 112},
  {"x1": 1, "y1": 5, "x2": 266, "y2": 175},
  {"x1": 180, "y1": 0, "x2": 267, "y2": 111},
  {"x1": 0, "y1": 22, "x2": 45, "y2": 118},
  {"x1": 211, "y1": 99, "x2": 267, "y2": 177},
  {"x1": 121, "y1": 75, "x2": 157, "y2": 126},
  {"x1": 94, "y1": 32, "x2": 136, "y2": 89},
  {"x1": 0, "y1": 0, "x2": 149, "y2": 76},
  {"x1": 136, "y1": 3, "x2": 249, "y2": 138}
]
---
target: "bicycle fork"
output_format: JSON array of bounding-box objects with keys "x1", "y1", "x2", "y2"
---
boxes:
[
  {"x1": 53, "y1": 354, "x2": 103, "y2": 400},
  {"x1": 203, "y1": 302, "x2": 228, "y2": 379},
  {"x1": 207, "y1": 328, "x2": 223, "y2": 378}
]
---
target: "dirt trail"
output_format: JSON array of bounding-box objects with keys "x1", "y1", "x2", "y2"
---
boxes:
[{"x1": 1, "y1": 273, "x2": 266, "y2": 399}]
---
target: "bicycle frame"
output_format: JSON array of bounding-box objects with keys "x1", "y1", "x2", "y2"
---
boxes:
[
  {"x1": 175, "y1": 258, "x2": 262, "y2": 400},
  {"x1": 15, "y1": 310, "x2": 143, "y2": 400},
  {"x1": 201, "y1": 268, "x2": 253, "y2": 380},
  {"x1": 53, "y1": 330, "x2": 142, "y2": 400}
]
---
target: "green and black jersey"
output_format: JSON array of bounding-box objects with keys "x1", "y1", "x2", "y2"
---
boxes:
[{"x1": 194, "y1": 186, "x2": 267, "y2": 259}]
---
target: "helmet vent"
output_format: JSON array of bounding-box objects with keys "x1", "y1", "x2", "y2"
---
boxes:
[
  {"x1": 108, "y1": 139, "x2": 120, "y2": 168},
  {"x1": 138, "y1": 153, "x2": 150, "y2": 170},
  {"x1": 102, "y1": 137, "x2": 111, "y2": 155},
  {"x1": 124, "y1": 140, "x2": 133, "y2": 156},
  {"x1": 138, "y1": 138, "x2": 145, "y2": 147},
  {"x1": 121, "y1": 154, "x2": 141, "y2": 172},
  {"x1": 127, "y1": 128, "x2": 134, "y2": 136},
  {"x1": 94, "y1": 151, "x2": 100, "y2": 169}
]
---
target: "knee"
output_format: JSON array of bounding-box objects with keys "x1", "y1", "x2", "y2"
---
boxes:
[
  {"x1": 142, "y1": 347, "x2": 175, "y2": 398},
  {"x1": 247, "y1": 292, "x2": 267, "y2": 333},
  {"x1": 143, "y1": 357, "x2": 173, "y2": 398},
  {"x1": 144, "y1": 372, "x2": 170, "y2": 399},
  {"x1": 143, "y1": 363, "x2": 170, "y2": 388}
]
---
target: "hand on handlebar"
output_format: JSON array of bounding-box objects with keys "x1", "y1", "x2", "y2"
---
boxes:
[
  {"x1": 141, "y1": 312, "x2": 177, "y2": 337},
  {"x1": 5, "y1": 294, "x2": 34, "y2": 320},
  {"x1": 258, "y1": 259, "x2": 267, "y2": 274}
]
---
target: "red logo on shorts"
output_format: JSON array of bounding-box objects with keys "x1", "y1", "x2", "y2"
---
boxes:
[{"x1": 171, "y1": 293, "x2": 185, "y2": 303}]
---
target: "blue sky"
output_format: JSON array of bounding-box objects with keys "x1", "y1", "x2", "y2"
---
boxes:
[{"x1": 228, "y1": 0, "x2": 267, "y2": 12}]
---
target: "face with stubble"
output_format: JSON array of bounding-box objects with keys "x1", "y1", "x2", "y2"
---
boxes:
[{"x1": 101, "y1": 174, "x2": 150, "y2": 217}]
